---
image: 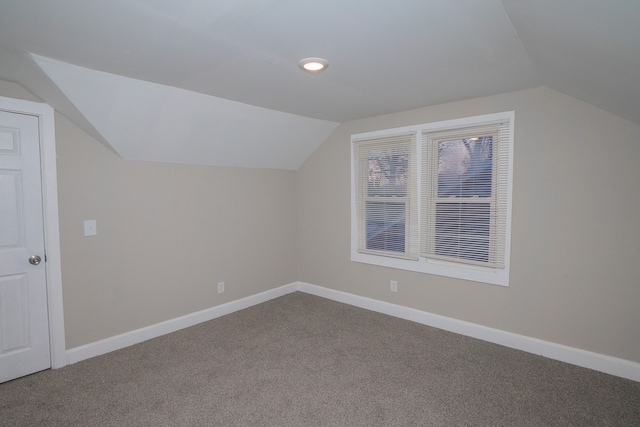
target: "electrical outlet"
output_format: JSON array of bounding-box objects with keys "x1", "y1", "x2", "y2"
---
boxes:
[
  {"x1": 390, "y1": 280, "x2": 398, "y2": 292},
  {"x1": 217, "y1": 282, "x2": 225, "y2": 294}
]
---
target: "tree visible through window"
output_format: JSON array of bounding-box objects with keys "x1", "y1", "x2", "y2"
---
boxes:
[
  {"x1": 365, "y1": 147, "x2": 408, "y2": 253},
  {"x1": 435, "y1": 136, "x2": 493, "y2": 263}
]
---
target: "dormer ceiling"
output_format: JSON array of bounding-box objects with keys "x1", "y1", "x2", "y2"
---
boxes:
[{"x1": 0, "y1": 0, "x2": 638, "y2": 170}]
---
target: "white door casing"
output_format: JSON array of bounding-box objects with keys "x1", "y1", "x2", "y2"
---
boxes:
[
  {"x1": 0, "y1": 110, "x2": 49, "y2": 382},
  {"x1": 0, "y1": 96, "x2": 65, "y2": 382}
]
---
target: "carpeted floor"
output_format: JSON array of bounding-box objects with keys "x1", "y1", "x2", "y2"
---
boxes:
[{"x1": 1, "y1": 292, "x2": 639, "y2": 426}]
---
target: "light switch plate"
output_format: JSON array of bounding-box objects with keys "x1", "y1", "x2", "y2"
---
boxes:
[{"x1": 83, "y1": 220, "x2": 97, "y2": 236}]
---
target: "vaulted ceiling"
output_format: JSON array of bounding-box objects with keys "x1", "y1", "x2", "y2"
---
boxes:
[{"x1": 0, "y1": 0, "x2": 638, "y2": 169}]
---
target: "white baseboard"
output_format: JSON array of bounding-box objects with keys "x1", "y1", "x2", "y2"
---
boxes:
[
  {"x1": 295, "y1": 281, "x2": 640, "y2": 383},
  {"x1": 65, "y1": 280, "x2": 639, "y2": 383},
  {"x1": 66, "y1": 283, "x2": 298, "y2": 365}
]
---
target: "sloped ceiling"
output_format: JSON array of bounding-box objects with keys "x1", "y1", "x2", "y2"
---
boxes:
[
  {"x1": 0, "y1": 0, "x2": 638, "y2": 170},
  {"x1": 502, "y1": 0, "x2": 640, "y2": 128},
  {"x1": 31, "y1": 54, "x2": 338, "y2": 169}
]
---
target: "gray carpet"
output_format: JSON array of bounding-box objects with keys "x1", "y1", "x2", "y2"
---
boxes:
[{"x1": 1, "y1": 292, "x2": 639, "y2": 426}]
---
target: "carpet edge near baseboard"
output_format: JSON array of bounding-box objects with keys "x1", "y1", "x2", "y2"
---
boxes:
[
  {"x1": 65, "y1": 283, "x2": 298, "y2": 365},
  {"x1": 64, "y1": 281, "x2": 640, "y2": 383}
]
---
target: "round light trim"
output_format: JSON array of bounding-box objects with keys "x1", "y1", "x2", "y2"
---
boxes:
[{"x1": 299, "y1": 57, "x2": 328, "y2": 73}]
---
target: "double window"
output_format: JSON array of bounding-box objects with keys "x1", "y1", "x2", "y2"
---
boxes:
[{"x1": 351, "y1": 112, "x2": 514, "y2": 286}]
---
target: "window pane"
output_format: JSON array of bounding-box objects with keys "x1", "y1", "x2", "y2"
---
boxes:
[
  {"x1": 367, "y1": 148, "x2": 408, "y2": 197},
  {"x1": 366, "y1": 201, "x2": 405, "y2": 253},
  {"x1": 438, "y1": 136, "x2": 493, "y2": 198},
  {"x1": 435, "y1": 202, "x2": 490, "y2": 262}
]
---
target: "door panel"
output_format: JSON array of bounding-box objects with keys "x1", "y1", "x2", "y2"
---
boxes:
[
  {"x1": 0, "y1": 274, "x2": 29, "y2": 352},
  {"x1": 0, "y1": 110, "x2": 50, "y2": 383},
  {"x1": 0, "y1": 170, "x2": 22, "y2": 247}
]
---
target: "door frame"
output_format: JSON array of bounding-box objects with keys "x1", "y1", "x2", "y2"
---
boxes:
[{"x1": 0, "y1": 95, "x2": 66, "y2": 369}]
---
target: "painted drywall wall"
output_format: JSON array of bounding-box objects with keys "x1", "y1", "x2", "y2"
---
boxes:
[
  {"x1": 0, "y1": 79, "x2": 297, "y2": 349},
  {"x1": 3, "y1": 78, "x2": 638, "y2": 363},
  {"x1": 296, "y1": 86, "x2": 640, "y2": 363},
  {"x1": 53, "y1": 115, "x2": 297, "y2": 348},
  {"x1": 0, "y1": 79, "x2": 42, "y2": 102}
]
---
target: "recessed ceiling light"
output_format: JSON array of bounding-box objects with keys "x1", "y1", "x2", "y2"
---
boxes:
[{"x1": 299, "y1": 57, "x2": 328, "y2": 74}]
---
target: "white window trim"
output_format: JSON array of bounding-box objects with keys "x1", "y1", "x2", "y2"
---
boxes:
[{"x1": 351, "y1": 112, "x2": 514, "y2": 287}]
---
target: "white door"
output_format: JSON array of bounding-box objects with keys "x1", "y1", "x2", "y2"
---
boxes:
[{"x1": 0, "y1": 109, "x2": 50, "y2": 383}]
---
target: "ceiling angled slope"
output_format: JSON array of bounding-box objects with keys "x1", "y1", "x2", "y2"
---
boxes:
[
  {"x1": 502, "y1": 0, "x2": 640, "y2": 125},
  {"x1": 0, "y1": 0, "x2": 541, "y2": 122},
  {"x1": 1, "y1": 0, "x2": 639, "y2": 168},
  {"x1": 31, "y1": 54, "x2": 339, "y2": 170},
  {"x1": 0, "y1": 45, "x2": 118, "y2": 155}
]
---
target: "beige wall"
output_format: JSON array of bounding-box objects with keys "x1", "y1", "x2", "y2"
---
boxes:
[
  {"x1": 55, "y1": 116, "x2": 297, "y2": 348},
  {"x1": 2, "y1": 79, "x2": 639, "y2": 363},
  {"x1": 1, "y1": 80, "x2": 297, "y2": 348},
  {"x1": 296, "y1": 86, "x2": 640, "y2": 363},
  {"x1": 0, "y1": 80, "x2": 42, "y2": 102}
]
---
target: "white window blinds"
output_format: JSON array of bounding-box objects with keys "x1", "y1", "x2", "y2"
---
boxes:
[
  {"x1": 354, "y1": 132, "x2": 418, "y2": 259},
  {"x1": 420, "y1": 121, "x2": 511, "y2": 268},
  {"x1": 351, "y1": 112, "x2": 514, "y2": 286}
]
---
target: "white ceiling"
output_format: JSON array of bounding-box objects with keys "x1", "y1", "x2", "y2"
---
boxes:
[{"x1": 0, "y1": 0, "x2": 638, "y2": 169}]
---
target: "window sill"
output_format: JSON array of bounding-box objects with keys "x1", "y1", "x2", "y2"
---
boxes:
[{"x1": 351, "y1": 250, "x2": 509, "y2": 287}]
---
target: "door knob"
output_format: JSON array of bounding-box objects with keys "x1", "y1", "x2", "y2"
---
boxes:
[{"x1": 29, "y1": 255, "x2": 41, "y2": 265}]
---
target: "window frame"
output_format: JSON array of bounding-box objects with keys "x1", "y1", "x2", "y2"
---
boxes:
[
  {"x1": 353, "y1": 133, "x2": 417, "y2": 259},
  {"x1": 350, "y1": 112, "x2": 514, "y2": 286}
]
